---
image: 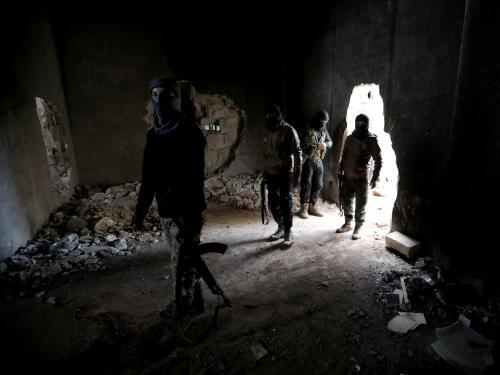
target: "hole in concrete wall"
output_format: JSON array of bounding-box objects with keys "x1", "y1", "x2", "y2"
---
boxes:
[
  {"x1": 144, "y1": 81, "x2": 245, "y2": 178},
  {"x1": 346, "y1": 84, "x2": 398, "y2": 230},
  {"x1": 35, "y1": 97, "x2": 71, "y2": 196}
]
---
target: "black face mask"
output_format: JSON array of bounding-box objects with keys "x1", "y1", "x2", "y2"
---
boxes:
[
  {"x1": 354, "y1": 122, "x2": 369, "y2": 138},
  {"x1": 312, "y1": 121, "x2": 326, "y2": 130},
  {"x1": 265, "y1": 112, "x2": 283, "y2": 131},
  {"x1": 152, "y1": 90, "x2": 181, "y2": 125}
]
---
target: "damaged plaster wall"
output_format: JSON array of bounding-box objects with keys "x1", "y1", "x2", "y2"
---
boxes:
[
  {"x1": 0, "y1": 13, "x2": 77, "y2": 260},
  {"x1": 301, "y1": 0, "x2": 466, "y2": 248},
  {"x1": 143, "y1": 84, "x2": 246, "y2": 178}
]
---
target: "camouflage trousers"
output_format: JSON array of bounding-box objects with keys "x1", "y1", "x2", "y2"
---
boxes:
[
  {"x1": 340, "y1": 176, "x2": 369, "y2": 222},
  {"x1": 160, "y1": 213, "x2": 204, "y2": 312}
]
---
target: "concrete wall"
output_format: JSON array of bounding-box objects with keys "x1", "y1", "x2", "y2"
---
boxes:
[
  {"x1": 301, "y1": 0, "x2": 465, "y2": 239},
  {"x1": 0, "y1": 13, "x2": 77, "y2": 259},
  {"x1": 53, "y1": 15, "x2": 170, "y2": 185},
  {"x1": 302, "y1": 0, "x2": 396, "y2": 203},
  {"x1": 441, "y1": 0, "x2": 500, "y2": 280},
  {"x1": 53, "y1": 9, "x2": 291, "y2": 183}
]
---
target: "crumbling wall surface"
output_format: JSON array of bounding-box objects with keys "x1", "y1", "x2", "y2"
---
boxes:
[
  {"x1": 53, "y1": 15, "x2": 170, "y2": 185},
  {"x1": 195, "y1": 93, "x2": 246, "y2": 177},
  {"x1": 0, "y1": 13, "x2": 77, "y2": 260},
  {"x1": 204, "y1": 173, "x2": 262, "y2": 211}
]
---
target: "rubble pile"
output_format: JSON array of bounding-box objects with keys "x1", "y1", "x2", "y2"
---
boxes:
[
  {"x1": 204, "y1": 173, "x2": 262, "y2": 211},
  {"x1": 376, "y1": 257, "x2": 500, "y2": 340},
  {"x1": 0, "y1": 182, "x2": 163, "y2": 301}
]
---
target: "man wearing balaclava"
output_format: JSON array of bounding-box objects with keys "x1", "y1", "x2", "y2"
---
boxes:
[
  {"x1": 262, "y1": 104, "x2": 302, "y2": 247},
  {"x1": 132, "y1": 76, "x2": 208, "y2": 317},
  {"x1": 298, "y1": 110, "x2": 333, "y2": 219},
  {"x1": 337, "y1": 114, "x2": 382, "y2": 239}
]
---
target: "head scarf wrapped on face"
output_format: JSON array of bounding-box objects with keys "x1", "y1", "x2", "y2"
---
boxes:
[
  {"x1": 149, "y1": 76, "x2": 181, "y2": 130},
  {"x1": 353, "y1": 114, "x2": 369, "y2": 138},
  {"x1": 264, "y1": 103, "x2": 283, "y2": 131},
  {"x1": 311, "y1": 110, "x2": 329, "y2": 130}
]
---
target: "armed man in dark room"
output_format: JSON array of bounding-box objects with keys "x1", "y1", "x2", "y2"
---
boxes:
[
  {"x1": 297, "y1": 109, "x2": 333, "y2": 219},
  {"x1": 337, "y1": 114, "x2": 382, "y2": 240}
]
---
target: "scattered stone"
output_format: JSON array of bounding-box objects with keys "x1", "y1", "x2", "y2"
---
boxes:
[
  {"x1": 80, "y1": 228, "x2": 91, "y2": 236},
  {"x1": 6, "y1": 255, "x2": 32, "y2": 270},
  {"x1": 386, "y1": 231, "x2": 421, "y2": 258},
  {"x1": 35, "y1": 291, "x2": 46, "y2": 298},
  {"x1": 41, "y1": 263, "x2": 63, "y2": 278},
  {"x1": 112, "y1": 239, "x2": 128, "y2": 251},
  {"x1": 94, "y1": 217, "x2": 116, "y2": 233},
  {"x1": 250, "y1": 342, "x2": 268, "y2": 361},
  {"x1": 104, "y1": 234, "x2": 118, "y2": 243},
  {"x1": 46, "y1": 296, "x2": 57, "y2": 305},
  {"x1": 50, "y1": 233, "x2": 79, "y2": 252},
  {"x1": 66, "y1": 216, "x2": 87, "y2": 232}
]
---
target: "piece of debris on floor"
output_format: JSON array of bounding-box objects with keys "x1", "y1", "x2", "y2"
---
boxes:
[
  {"x1": 385, "y1": 231, "x2": 421, "y2": 258},
  {"x1": 432, "y1": 315, "x2": 495, "y2": 374},
  {"x1": 387, "y1": 312, "x2": 427, "y2": 334},
  {"x1": 250, "y1": 342, "x2": 269, "y2": 361}
]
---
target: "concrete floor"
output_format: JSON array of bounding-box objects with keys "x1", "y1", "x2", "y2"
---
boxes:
[{"x1": 0, "y1": 193, "x2": 457, "y2": 374}]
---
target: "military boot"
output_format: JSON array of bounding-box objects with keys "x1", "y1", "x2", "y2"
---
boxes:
[
  {"x1": 283, "y1": 229, "x2": 294, "y2": 247},
  {"x1": 297, "y1": 203, "x2": 309, "y2": 219},
  {"x1": 336, "y1": 218, "x2": 353, "y2": 233},
  {"x1": 352, "y1": 221, "x2": 363, "y2": 240},
  {"x1": 308, "y1": 203, "x2": 323, "y2": 217},
  {"x1": 269, "y1": 225, "x2": 285, "y2": 241}
]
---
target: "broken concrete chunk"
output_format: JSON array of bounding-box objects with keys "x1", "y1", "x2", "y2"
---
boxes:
[
  {"x1": 204, "y1": 176, "x2": 226, "y2": 196},
  {"x1": 94, "y1": 217, "x2": 115, "y2": 233},
  {"x1": 65, "y1": 216, "x2": 87, "y2": 233},
  {"x1": 41, "y1": 263, "x2": 63, "y2": 278},
  {"x1": 6, "y1": 255, "x2": 32, "y2": 270},
  {"x1": 250, "y1": 342, "x2": 268, "y2": 361},
  {"x1": 385, "y1": 231, "x2": 421, "y2": 258},
  {"x1": 112, "y1": 238, "x2": 128, "y2": 251},
  {"x1": 104, "y1": 234, "x2": 118, "y2": 243},
  {"x1": 50, "y1": 233, "x2": 79, "y2": 252}
]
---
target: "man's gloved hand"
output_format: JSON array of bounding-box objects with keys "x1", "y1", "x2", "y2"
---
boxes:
[
  {"x1": 370, "y1": 178, "x2": 377, "y2": 189},
  {"x1": 130, "y1": 214, "x2": 144, "y2": 231}
]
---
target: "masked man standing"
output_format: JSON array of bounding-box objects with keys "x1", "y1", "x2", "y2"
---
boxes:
[
  {"x1": 262, "y1": 104, "x2": 302, "y2": 247},
  {"x1": 132, "y1": 77, "x2": 208, "y2": 317},
  {"x1": 337, "y1": 114, "x2": 382, "y2": 240},
  {"x1": 298, "y1": 110, "x2": 333, "y2": 219}
]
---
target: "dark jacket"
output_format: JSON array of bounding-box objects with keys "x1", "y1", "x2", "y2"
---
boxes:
[
  {"x1": 262, "y1": 121, "x2": 302, "y2": 176},
  {"x1": 340, "y1": 132, "x2": 382, "y2": 180},
  {"x1": 134, "y1": 118, "x2": 207, "y2": 222}
]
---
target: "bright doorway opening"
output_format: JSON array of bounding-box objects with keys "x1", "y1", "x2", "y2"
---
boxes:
[{"x1": 345, "y1": 84, "x2": 398, "y2": 230}]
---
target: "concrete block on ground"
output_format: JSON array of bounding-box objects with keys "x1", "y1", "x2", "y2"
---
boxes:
[{"x1": 385, "y1": 231, "x2": 421, "y2": 258}]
